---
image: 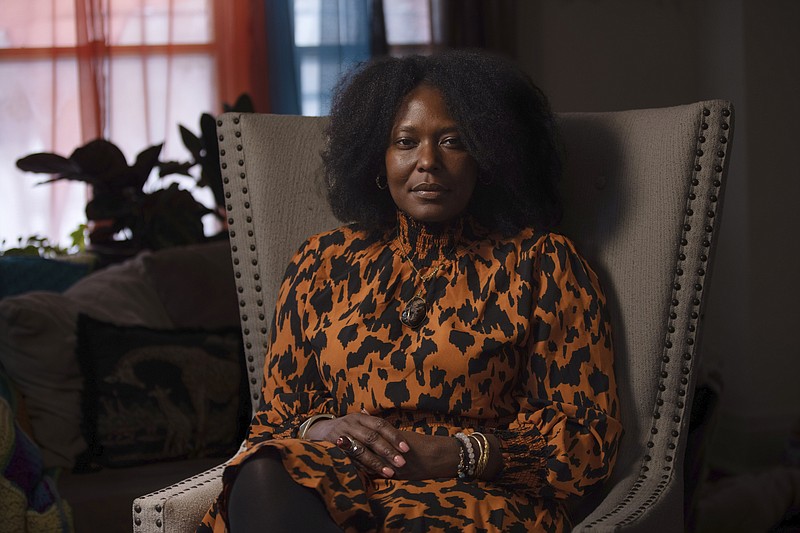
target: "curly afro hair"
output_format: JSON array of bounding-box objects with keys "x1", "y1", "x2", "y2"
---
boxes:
[{"x1": 322, "y1": 50, "x2": 562, "y2": 236}]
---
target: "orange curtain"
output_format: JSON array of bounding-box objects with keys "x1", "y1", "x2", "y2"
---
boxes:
[
  {"x1": 74, "y1": 0, "x2": 110, "y2": 142},
  {"x1": 213, "y1": 0, "x2": 270, "y2": 112}
]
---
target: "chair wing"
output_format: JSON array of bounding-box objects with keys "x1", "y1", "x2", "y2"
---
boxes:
[{"x1": 133, "y1": 101, "x2": 733, "y2": 532}]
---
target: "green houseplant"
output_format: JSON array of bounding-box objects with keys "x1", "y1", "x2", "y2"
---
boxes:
[
  {"x1": 15, "y1": 94, "x2": 254, "y2": 256},
  {"x1": 16, "y1": 140, "x2": 209, "y2": 253}
]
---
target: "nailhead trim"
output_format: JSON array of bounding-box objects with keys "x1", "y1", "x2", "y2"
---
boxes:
[
  {"x1": 583, "y1": 101, "x2": 732, "y2": 529},
  {"x1": 217, "y1": 113, "x2": 271, "y2": 416},
  {"x1": 132, "y1": 462, "x2": 230, "y2": 532}
]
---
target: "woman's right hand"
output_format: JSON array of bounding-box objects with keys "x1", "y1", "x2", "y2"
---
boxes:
[{"x1": 304, "y1": 413, "x2": 410, "y2": 478}]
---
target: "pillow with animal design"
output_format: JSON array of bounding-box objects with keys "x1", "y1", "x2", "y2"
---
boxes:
[{"x1": 75, "y1": 314, "x2": 248, "y2": 469}]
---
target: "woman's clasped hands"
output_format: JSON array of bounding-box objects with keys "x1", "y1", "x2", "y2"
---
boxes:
[{"x1": 302, "y1": 410, "x2": 465, "y2": 480}]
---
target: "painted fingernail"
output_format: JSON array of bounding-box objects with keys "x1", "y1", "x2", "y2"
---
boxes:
[
  {"x1": 382, "y1": 466, "x2": 395, "y2": 478},
  {"x1": 399, "y1": 441, "x2": 410, "y2": 452},
  {"x1": 393, "y1": 455, "x2": 406, "y2": 467}
]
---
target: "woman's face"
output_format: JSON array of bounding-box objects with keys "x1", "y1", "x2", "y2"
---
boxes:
[{"x1": 385, "y1": 84, "x2": 478, "y2": 224}]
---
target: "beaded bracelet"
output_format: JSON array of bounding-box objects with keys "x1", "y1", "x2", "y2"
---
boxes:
[
  {"x1": 454, "y1": 432, "x2": 476, "y2": 478},
  {"x1": 455, "y1": 444, "x2": 466, "y2": 479}
]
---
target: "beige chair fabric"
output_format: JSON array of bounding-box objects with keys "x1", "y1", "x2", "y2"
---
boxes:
[{"x1": 134, "y1": 101, "x2": 733, "y2": 532}]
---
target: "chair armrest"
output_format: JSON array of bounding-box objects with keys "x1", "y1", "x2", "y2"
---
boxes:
[
  {"x1": 133, "y1": 461, "x2": 226, "y2": 533},
  {"x1": 573, "y1": 462, "x2": 683, "y2": 532}
]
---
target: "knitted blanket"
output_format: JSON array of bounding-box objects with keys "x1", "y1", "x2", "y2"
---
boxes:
[{"x1": 0, "y1": 368, "x2": 72, "y2": 532}]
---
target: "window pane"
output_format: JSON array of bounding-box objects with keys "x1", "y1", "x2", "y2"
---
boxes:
[
  {"x1": 294, "y1": 0, "x2": 322, "y2": 47},
  {"x1": 110, "y1": 0, "x2": 212, "y2": 45},
  {"x1": 0, "y1": 58, "x2": 86, "y2": 246},
  {"x1": 383, "y1": 0, "x2": 431, "y2": 45},
  {"x1": 0, "y1": 1, "x2": 76, "y2": 48}
]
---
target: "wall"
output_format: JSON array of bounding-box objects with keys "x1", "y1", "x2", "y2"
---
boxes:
[{"x1": 515, "y1": 0, "x2": 800, "y2": 471}]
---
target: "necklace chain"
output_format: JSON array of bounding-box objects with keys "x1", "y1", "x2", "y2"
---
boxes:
[
  {"x1": 397, "y1": 240, "x2": 449, "y2": 328},
  {"x1": 399, "y1": 244, "x2": 446, "y2": 296}
]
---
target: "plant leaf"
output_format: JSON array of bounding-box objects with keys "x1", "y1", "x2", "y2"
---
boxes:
[
  {"x1": 223, "y1": 93, "x2": 255, "y2": 113},
  {"x1": 179, "y1": 124, "x2": 203, "y2": 159},
  {"x1": 130, "y1": 143, "x2": 163, "y2": 188},
  {"x1": 134, "y1": 143, "x2": 163, "y2": 174},
  {"x1": 16, "y1": 153, "x2": 77, "y2": 175},
  {"x1": 199, "y1": 113, "x2": 217, "y2": 147},
  {"x1": 70, "y1": 140, "x2": 128, "y2": 177},
  {"x1": 158, "y1": 160, "x2": 195, "y2": 177}
]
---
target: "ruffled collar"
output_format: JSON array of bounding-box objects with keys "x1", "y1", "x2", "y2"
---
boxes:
[{"x1": 394, "y1": 210, "x2": 465, "y2": 265}]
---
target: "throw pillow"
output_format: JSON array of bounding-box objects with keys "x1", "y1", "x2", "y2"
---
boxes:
[
  {"x1": 75, "y1": 315, "x2": 248, "y2": 469},
  {"x1": 140, "y1": 240, "x2": 239, "y2": 330},
  {"x1": 0, "y1": 252, "x2": 174, "y2": 470}
]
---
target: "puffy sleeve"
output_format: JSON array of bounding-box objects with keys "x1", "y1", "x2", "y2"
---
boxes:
[
  {"x1": 494, "y1": 233, "x2": 623, "y2": 500},
  {"x1": 246, "y1": 236, "x2": 336, "y2": 445}
]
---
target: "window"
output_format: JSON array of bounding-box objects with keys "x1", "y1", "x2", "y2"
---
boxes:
[
  {"x1": 0, "y1": 0, "x2": 216, "y2": 248},
  {"x1": 292, "y1": 0, "x2": 433, "y2": 116}
]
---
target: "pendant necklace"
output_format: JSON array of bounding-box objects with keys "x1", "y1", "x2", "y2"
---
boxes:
[{"x1": 399, "y1": 246, "x2": 447, "y2": 329}]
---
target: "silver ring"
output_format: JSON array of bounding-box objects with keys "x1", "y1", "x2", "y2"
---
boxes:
[
  {"x1": 337, "y1": 435, "x2": 365, "y2": 457},
  {"x1": 348, "y1": 439, "x2": 365, "y2": 456}
]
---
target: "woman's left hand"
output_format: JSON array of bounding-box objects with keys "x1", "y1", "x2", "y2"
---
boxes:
[{"x1": 388, "y1": 429, "x2": 461, "y2": 480}]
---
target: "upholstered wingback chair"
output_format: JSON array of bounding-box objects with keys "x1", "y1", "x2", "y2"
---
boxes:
[{"x1": 134, "y1": 100, "x2": 733, "y2": 532}]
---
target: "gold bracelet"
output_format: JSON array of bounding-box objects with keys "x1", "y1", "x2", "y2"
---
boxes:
[
  {"x1": 297, "y1": 413, "x2": 336, "y2": 439},
  {"x1": 472, "y1": 432, "x2": 490, "y2": 479}
]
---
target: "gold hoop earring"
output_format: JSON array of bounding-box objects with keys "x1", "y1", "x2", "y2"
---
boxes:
[{"x1": 376, "y1": 174, "x2": 388, "y2": 190}]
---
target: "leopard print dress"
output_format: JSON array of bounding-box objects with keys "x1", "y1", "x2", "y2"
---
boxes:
[{"x1": 198, "y1": 212, "x2": 622, "y2": 533}]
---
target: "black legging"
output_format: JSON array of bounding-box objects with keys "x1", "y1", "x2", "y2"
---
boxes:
[{"x1": 227, "y1": 449, "x2": 343, "y2": 532}]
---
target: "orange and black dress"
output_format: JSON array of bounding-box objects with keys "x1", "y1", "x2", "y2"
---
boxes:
[{"x1": 198, "y1": 212, "x2": 622, "y2": 533}]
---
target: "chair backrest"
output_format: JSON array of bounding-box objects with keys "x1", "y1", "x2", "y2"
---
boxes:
[{"x1": 217, "y1": 100, "x2": 733, "y2": 530}]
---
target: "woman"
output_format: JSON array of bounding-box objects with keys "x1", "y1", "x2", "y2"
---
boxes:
[{"x1": 199, "y1": 50, "x2": 622, "y2": 532}]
